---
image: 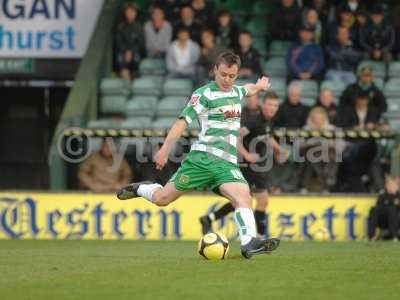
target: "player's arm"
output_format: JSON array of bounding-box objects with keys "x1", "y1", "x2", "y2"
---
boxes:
[
  {"x1": 237, "y1": 127, "x2": 260, "y2": 163},
  {"x1": 155, "y1": 119, "x2": 188, "y2": 170},
  {"x1": 244, "y1": 76, "x2": 271, "y2": 96},
  {"x1": 266, "y1": 136, "x2": 289, "y2": 162}
]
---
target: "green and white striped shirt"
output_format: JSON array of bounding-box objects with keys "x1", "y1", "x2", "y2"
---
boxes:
[{"x1": 179, "y1": 81, "x2": 248, "y2": 164}]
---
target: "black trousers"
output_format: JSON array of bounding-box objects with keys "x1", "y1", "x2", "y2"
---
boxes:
[{"x1": 368, "y1": 206, "x2": 400, "y2": 239}]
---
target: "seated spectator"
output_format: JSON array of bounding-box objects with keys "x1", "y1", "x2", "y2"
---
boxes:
[
  {"x1": 166, "y1": 27, "x2": 200, "y2": 78},
  {"x1": 236, "y1": 31, "x2": 262, "y2": 80},
  {"x1": 270, "y1": 0, "x2": 302, "y2": 41},
  {"x1": 78, "y1": 138, "x2": 133, "y2": 193},
  {"x1": 286, "y1": 25, "x2": 325, "y2": 80},
  {"x1": 339, "y1": 65, "x2": 387, "y2": 118},
  {"x1": 275, "y1": 82, "x2": 310, "y2": 128},
  {"x1": 173, "y1": 5, "x2": 203, "y2": 44},
  {"x1": 191, "y1": 0, "x2": 214, "y2": 26},
  {"x1": 300, "y1": 107, "x2": 343, "y2": 192},
  {"x1": 152, "y1": 0, "x2": 184, "y2": 21},
  {"x1": 307, "y1": 0, "x2": 336, "y2": 26},
  {"x1": 360, "y1": 4, "x2": 395, "y2": 62},
  {"x1": 336, "y1": 0, "x2": 365, "y2": 17},
  {"x1": 144, "y1": 6, "x2": 172, "y2": 57},
  {"x1": 327, "y1": 6, "x2": 357, "y2": 46},
  {"x1": 353, "y1": 9, "x2": 368, "y2": 50},
  {"x1": 368, "y1": 176, "x2": 400, "y2": 241},
  {"x1": 214, "y1": 9, "x2": 239, "y2": 49},
  {"x1": 196, "y1": 29, "x2": 225, "y2": 83},
  {"x1": 314, "y1": 88, "x2": 338, "y2": 125},
  {"x1": 115, "y1": 3, "x2": 144, "y2": 81},
  {"x1": 302, "y1": 8, "x2": 323, "y2": 44},
  {"x1": 325, "y1": 26, "x2": 362, "y2": 85}
]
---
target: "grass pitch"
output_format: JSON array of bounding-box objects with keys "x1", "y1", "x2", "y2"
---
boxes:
[{"x1": 0, "y1": 240, "x2": 399, "y2": 300}]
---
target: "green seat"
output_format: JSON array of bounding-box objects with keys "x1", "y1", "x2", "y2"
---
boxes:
[
  {"x1": 100, "y1": 95, "x2": 127, "y2": 114},
  {"x1": 388, "y1": 61, "x2": 400, "y2": 79},
  {"x1": 269, "y1": 40, "x2": 291, "y2": 57},
  {"x1": 384, "y1": 79, "x2": 400, "y2": 97},
  {"x1": 163, "y1": 78, "x2": 193, "y2": 97},
  {"x1": 121, "y1": 117, "x2": 153, "y2": 129},
  {"x1": 301, "y1": 97, "x2": 316, "y2": 106},
  {"x1": 152, "y1": 117, "x2": 177, "y2": 129},
  {"x1": 126, "y1": 96, "x2": 158, "y2": 117},
  {"x1": 100, "y1": 78, "x2": 130, "y2": 96},
  {"x1": 269, "y1": 78, "x2": 287, "y2": 100},
  {"x1": 264, "y1": 57, "x2": 287, "y2": 78},
  {"x1": 253, "y1": 38, "x2": 268, "y2": 57},
  {"x1": 320, "y1": 80, "x2": 346, "y2": 98},
  {"x1": 157, "y1": 97, "x2": 187, "y2": 117},
  {"x1": 245, "y1": 20, "x2": 269, "y2": 38},
  {"x1": 251, "y1": 1, "x2": 276, "y2": 16},
  {"x1": 139, "y1": 58, "x2": 166, "y2": 75},
  {"x1": 357, "y1": 60, "x2": 386, "y2": 78},
  {"x1": 87, "y1": 118, "x2": 122, "y2": 128},
  {"x1": 389, "y1": 118, "x2": 400, "y2": 131},
  {"x1": 386, "y1": 98, "x2": 400, "y2": 117},
  {"x1": 235, "y1": 78, "x2": 252, "y2": 86},
  {"x1": 291, "y1": 80, "x2": 319, "y2": 98},
  {"x1": 132, "y1": 77, "x2": 162, "y2": 96},
  {"x1": 373, "y1": 78, "x2": 384, "y2": 90},
  {"x1": 223, "y1": 0, "x2": 250, "y2": 15}
]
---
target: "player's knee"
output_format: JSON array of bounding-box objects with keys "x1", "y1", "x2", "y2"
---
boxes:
[{"x1": 153, "y1": 193, "x2": 171, "y2": 207}]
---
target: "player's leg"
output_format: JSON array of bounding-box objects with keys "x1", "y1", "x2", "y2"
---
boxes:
[
  {"x1": 199, "y1": 202, "x2": 235, "y2": 234},
  {"x1": 253, "y1": 190, "x2": 269, "y2": 237}
]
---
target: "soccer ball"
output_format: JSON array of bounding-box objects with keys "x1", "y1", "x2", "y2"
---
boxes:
[{"x1": 198, "y1": 232, "x2": 229, "y2": 260}]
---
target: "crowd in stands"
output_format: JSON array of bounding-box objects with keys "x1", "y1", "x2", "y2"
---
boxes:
[{"x1": 86, "y1": 0, "x2": 400, "y2": 194}]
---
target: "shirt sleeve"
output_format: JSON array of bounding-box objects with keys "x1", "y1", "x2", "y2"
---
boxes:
[
  {"x1": 237, "y1": 86, "x2": 249, "y2": 100},
  {"x1": 179, "y1": 92, "x2": 208, "y2": 124}
]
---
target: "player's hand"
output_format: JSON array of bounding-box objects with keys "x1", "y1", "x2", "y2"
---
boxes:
[
  {"x1": 245, "y1": 153, "x2": 260, "y2": 163},
  {"x1": 155, "y1": 147, "x2": 169, "y2": 170},
  {"x1": 255, "y1": 76, "x2": 271, "y2": 91}
]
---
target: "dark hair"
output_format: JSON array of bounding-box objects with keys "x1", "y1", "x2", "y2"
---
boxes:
[
  {"x1": 177, "y1": 27, "x2": 190, "y2": 35},
  {"x1": 201, "y1": 28, "x2": 215, "y2": 36},
  {"x1": 263, "y1": 91, "x2": 279, "y2": 103},
  {"x1": 355, "y1": 90, "x2": 370, "y2": 100},
  {"x1": 124, "y1": 3, "x2": 138, "y2": 12},
  {"x1": 215, "y1": 51, "x2": 241, "y2": 68},
  {"x1": 218, "y1": 9, "x2": 232, "y2": 18},
  {"x1": 239, "y1": 30, "x2": 252, "y2": 37}
]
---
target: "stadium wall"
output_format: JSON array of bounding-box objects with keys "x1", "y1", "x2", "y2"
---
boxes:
[{"x1": 0, "y1": 192, "x2": 375, "y2": 241}]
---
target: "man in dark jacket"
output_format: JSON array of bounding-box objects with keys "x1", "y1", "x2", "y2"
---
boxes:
[
  {"x1": 360, "y1": 4, "x2": 395, "y2": 62},
  {"x1": 368, "y1": 176, "x2": 400, "y2": 240},
  {"x1": 115, "y1": 3, "x2": 145, "y2": 80},
  {"x1": 236, "y1": 31, "x2": 263, "y2": 80},
  {"x1": 275, "y1": 82, "x2": 310, "y2": 128},
  {"x1": 173, "y1": 5, "x2": 203, "y2": 44},
  {"x1": 325, "y1": 26, "x2": 362, "y2": 84},
  {"x1": 339, "y1": 65, "x2": 387, "y2": 119},
  {"x1": 286, "y1": 25, "x2": 325, "y2": 80},
  {"x1": 270, "y1": 0, "x2": 302, "y2": 41}
]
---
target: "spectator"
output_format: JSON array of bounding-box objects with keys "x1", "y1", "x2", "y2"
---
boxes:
[
  {"x1": 336, "y1": 0, "x2": 364, "y2": 16},
  {"x1": 368, "y1": 176, "x2": 400, "y2": 241},
  {"x1": 275, "y1": 82, "x2": 310, "y2": 128},
  {"x1": 152, "y1": 0, "x2": 187, "y2": 21},
  {"x1": 173, "y1": 5, "x2": 203, "y2": 44},
  {"x1": 360, "y1": 4, "x2": 395, "y2": 62},
  {"x1": 303, "y1": 8, "x2": 323, "y2": 44},
  {"x1": 352, "y1": 8, "x2": 368, "y2": 51},
  {"x1": 144, "y1": 7, "x2": 172, "y2": 57},
  {"x1": 327, "y1": 6, "x2": 357, "y2": 45},
  {"x1": 166, "y1": 27, "x2": 200, "y2": 78},
  {"x1": 307, "y1": 0, "x2": 336, "y2": 26},
  {"x1": 196, "y1": 29, "x2": 225, "y2": 84},
  {"x1": 270, "y1": 0, "x2": 302, "y2": 41},
  {"x1": 314, "y1": 88, "x2": 338, "y2": 125},
  {"x1": 78, "y1": 138, "x2": 133, "y2": 193},
  {"x1": 115, "y1": 3, "x2": 144, "y2": 81},
  {"x1": 339, "y1": 65, "x2": 387, "y2": 118},
  {"x1": 325, "y1": 26, "x2": 362, "y2": 84},
  {"x1": 286, "y1": 25, "x2": 325, "y2": 80},
  {"x1": 191, "y1": 0, "x2": 214, "y2": 25},
  {"x1": 214, "y1": 9, "x2": 239, "y2": 49},
  {"x1": 236, "y1": 31, "x2": 263, "y2": 80},
  {"x1": 300, "y1": 107, "x2": 343, "y2": 192}
]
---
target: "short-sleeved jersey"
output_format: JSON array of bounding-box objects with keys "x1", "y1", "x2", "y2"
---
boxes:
[{"x1": 179, "y1": 81, "x2": 248, "y2": 165}]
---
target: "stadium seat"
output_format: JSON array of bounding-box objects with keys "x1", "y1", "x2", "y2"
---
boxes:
[
  {"x1": 163, "y1": 78, "x2": 193, "y2": 97},
  {"x1": 223, "y1": 0, "x2": 250, "y2": 16},
  {"x1": 126, "y1": 96, "x2": 158, "y2": 118},
  {"x1": 245, "y1": 19, "x2": 269, "y2": 38},
  {"x1": 121, "y1": 117, "x2": 153, "y2": 128},
  {"x1": 388, "y1": 61, "x2": 400, "y2": 79},
  {"x1": 253, "y1": 38, "x2": 268, "y2": 57},
  {"x1": 152, "y1": 117, "x2": 177, "y2": 129},
  {"x1": 269, "y1": 40, "x2": 291, "y2": 57},
  {"x1": 291, "y1": 80, "x2": 319, "y2": 98},
  {"x1": 251, "y1": 0, "x2": 276, "y2": 16},
  {"x1": 358, "y1": 60, "x2": 386, "y2": 78},
  {"x1": 139, "y1": 58, "x2": 166, "y2": 75},
  {"x1": 373, "y1": 78, "x2": 385, "y2": 90},
  {"x1": 87, "y1": 118, "x2": 122, "y2": 128},
  {"x1": 389, "y1": 118, "x2": 400, "y2": 131},
  {"x1": 269, "y1": 78, "x2": 287, "y2": 100},
  {"x1": 264, "y1": 57, "x2": 287, "y2": 78},
  {"x1": 301, "y1": 97, "x2": 316, "y2": 106},
  {"x1": 157, "y1": 97, "x2": 187, "y2": 117},
  {"x1": 132, "y1": 77, "x2": 162, "y2": 96},
  {"x1": 100, "y1": 78, "x2": 130, "y2": 96},
  {"x1": 100, "y1": 95, "x2": 127, "y2": 114},
  {"x1": 320, "y1": 80, "x2": 346, "y2": 98},
  {"x1": 386, "y1": 98, "x2": 400, "y2": 117},
  {"x1": 383, "y1": 79, "x2": 400, "y2": 97}
]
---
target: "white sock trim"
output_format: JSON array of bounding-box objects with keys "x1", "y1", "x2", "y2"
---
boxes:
[
  {"x1": 234, "y1": 208, "x2": 257, "y2": 245},
  {"x1": 137, "y1": 183, "x2": 163, "y2": 202}
]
